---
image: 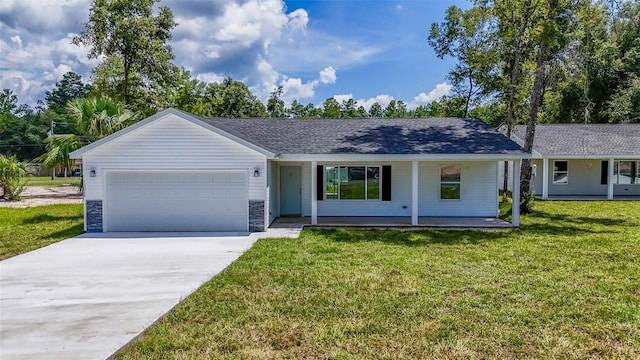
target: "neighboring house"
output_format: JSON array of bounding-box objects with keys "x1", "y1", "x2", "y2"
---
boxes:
[
  {"x1": 503, "y1": 124, "x2": 640, "y2": 199},
  {"x1": 70, "y1": 108, "x2": 529, "y2": 233}
]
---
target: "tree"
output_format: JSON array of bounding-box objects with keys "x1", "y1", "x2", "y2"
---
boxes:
[
  {"x1": 67, "y1": 97, "x2": 134, "y2": 140},
  {"x1": 267, "y1": 86, "x2": 286, "y2": 118},
  {"x1": 287, "y1": 100, "x2": 306, "y2": 118},
  {"x1": 429, "y1": 5, "x2": 498, "y2": 117},
  {"x1": 203, "y1": 77, "x2": 267, "y2": 118},
  {"x1": 0, "y1": 154, "x2": 28, "y2": 201},
  {"x1": 322, "y1": 98, "x2": 341, "y2": 118},
  {"x1": 368, "y1": 102, "x2": 383, "y2": 117},
  {"x1": 37, "y1": 135, "x2": 83, "y2": 178},
  {"x1": 74, "y1": 0, "x2": 177, "y2": 105},
  {"x1": 45, "y1": 72, "x2": 91, "y2": 112},
  {"x1": 520, "y1": 0, "x2": 562, "y2": 213},
  {"x1": 340, "y1": 98, "x2": 359, "y2": 118},
  {"x1": 0, "y1": 90, "x2": 48, "y2": 160}
]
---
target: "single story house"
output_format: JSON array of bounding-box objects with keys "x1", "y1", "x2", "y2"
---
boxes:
[
  {"x1": 69, "y1": 108, "x2": 529, "y2": 233},
  {"x1": 503, "y1": 124, "x2": 640, "y2": 199}
]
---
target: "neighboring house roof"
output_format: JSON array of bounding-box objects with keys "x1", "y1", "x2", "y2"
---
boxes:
[
  {"x1": 513, "y1": 124, "x2": 640, "y2": 157},
  {"x1": 197, "y1": 115, "x2": 527, "y2": 155},
  {"x1": 71, "y1": 108, "x2": 528, "y2": 159}
]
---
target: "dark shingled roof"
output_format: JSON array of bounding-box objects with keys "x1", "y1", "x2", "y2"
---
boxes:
[
  {"x1": 513, "y1": 124, "x2": 640, "y2": 156},
  {"x1": 194, "y1": 116, "x2": 527, "y2": 155}
]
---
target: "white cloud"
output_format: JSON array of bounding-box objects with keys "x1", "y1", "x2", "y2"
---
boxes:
[
  {"x1": 333, "y1": 94, "x2": 353, "y2": 104},
  {"x1": 355, "y1": 94, "x2": 395, "y2": 111},
  {"x1": 280, "y1": 77, "x2": 318, "y2": 102},
  {"x1": 319, "y1": 66, "x2": 336, "y2": 84},
  {"x1": 411, "y1": 82, "x2": 452, "y2": 107}
]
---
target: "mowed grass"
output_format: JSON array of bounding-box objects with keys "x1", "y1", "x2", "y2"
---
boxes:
[
  {"x1": 0, "y1": 204, "x2": 84, "y2": 260},
  {"x1": 26, "y1": 176, "x2": 81, "y2": 187},
  {"x1": 115, "y1": 201, "x2": 640, "y2": 359}
]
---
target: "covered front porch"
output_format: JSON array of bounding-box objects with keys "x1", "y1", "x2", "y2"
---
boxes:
[{"x1": 271, "y1": 216, "x2": 512, "y2": 229}]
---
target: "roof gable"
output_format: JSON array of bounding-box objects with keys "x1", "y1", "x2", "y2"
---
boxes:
[{"x1": 70, "y1": 108, "x2": 275, "y2": 159}]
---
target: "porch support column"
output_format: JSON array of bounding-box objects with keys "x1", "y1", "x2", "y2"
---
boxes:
[
  {"x1": 608, "y1": 158, "x2": 614, "y2": 200},
  {"x1": 411, "y1": 161, "x2": 419, "y2": 226},
  {"x1": 311, "y1": 161, "x2": 318, "y2": 225},
  {"x1": 512, "y1": 159, "x2": 521, "y2": 227},
  {"x1": 542, "y1": 158, "x2": 549, "y2": 199}
]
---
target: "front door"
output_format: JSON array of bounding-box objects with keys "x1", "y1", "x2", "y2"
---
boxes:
[{"x1": 280, "y1": 166, "x2": 302, "y2": 216}]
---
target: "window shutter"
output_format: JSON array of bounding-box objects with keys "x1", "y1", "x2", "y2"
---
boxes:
[
  {"x1": 601, "y1": 161, "x2": 608, "y2": 185},
  {"x1": 317, "y1": 165, "x2": 324, "y2": 201},
  {"x1": 382, "y1": 165, "x2": 392, "y2": 201}
]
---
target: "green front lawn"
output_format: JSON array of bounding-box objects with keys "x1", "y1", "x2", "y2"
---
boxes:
[
  {"x1": 115, "y1": 201, "x2": 640, "y2": 359},
  {"x1": 0, "y1": 204, "x2": 84, "y2": 260}
]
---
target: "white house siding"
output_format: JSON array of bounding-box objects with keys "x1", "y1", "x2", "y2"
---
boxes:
[
  {"x1": 267, "y1": 160, "x2": 278, "y2": 224},
  {"x1": 315, "y1": 162, "x2": 413, "y2": 217},
  {"x1": 419, "y1": 161, "x2": 498, "y2": 217},
  {"x1": 82, "y1": 114, "x2": 267, "y2": 201},
  {"x1": 542, "y1": 159, "x2": 640, "y2": 196}
]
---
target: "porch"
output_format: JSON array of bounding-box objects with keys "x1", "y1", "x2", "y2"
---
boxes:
[{"x1": 271, "y1": 216, "x2": 513, "y2": 229}]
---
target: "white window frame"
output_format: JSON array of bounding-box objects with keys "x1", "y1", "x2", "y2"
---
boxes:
[
  {"x1": 553, "y1": 160, "x2": 568, "y2": 185},
  {"x1": 324, "y1": 165, "x2": 381, "y2": 201},
  {"x1": 440, "y1": 165, "x2": 461, "y2": 200}
]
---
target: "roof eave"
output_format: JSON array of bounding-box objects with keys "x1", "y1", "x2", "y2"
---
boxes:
[{"x1": 274, "y1": 153, "x2": 531, "y2": 161}]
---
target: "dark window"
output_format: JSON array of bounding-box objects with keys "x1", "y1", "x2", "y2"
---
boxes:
[
  {"x1": 382, "y1": 165, "x2": 392, "y2": 201},
  {"x1": 317, "y1": 165, "x2": 324, "y2": 200},
  {"x1": 601, "y1": 161, "x2": 608, "y2": 185}
]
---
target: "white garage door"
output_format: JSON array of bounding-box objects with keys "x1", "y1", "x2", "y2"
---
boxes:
[{"x1": 106, "y1": 171, "x2": 248, "y2": 232}]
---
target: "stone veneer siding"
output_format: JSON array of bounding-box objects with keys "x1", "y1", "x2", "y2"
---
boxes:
[
  {"x1": 249, "y1": 200, "x2": 265, "y2": 232},
  {"x1": 86, "y1": 200, "x2": 103, "y2": 232}
]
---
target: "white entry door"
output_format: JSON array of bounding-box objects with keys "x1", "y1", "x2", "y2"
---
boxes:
[{"x1": 105, "y1": 171, "x2": 248, "y2": 232}]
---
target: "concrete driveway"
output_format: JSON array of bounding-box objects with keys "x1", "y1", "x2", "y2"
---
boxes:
[{"x1": 0, "y1": 228, "x2": 301, "y2": 360}]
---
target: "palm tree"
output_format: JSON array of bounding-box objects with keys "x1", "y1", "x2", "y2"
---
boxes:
[
  {"x1": 67, "y1": 97, "x2": 134, "y2": 140},
  {"x1": 0, "y1": 154, "x2": 28, "y2": 201},
  {"x1": 37, "y1": 134, "x2": 82, "y2": 178}
]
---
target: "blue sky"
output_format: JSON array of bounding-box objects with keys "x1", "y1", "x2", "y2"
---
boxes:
[{"x1": 0, "y1": 0, "x2": 470, "y2": 110}]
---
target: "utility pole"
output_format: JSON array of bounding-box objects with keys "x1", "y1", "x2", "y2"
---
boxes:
[{"x1": 49, "y1": 120, "x2": 55, "y2": 181}]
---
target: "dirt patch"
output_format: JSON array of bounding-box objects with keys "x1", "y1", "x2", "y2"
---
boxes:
[{"x1": 0, "y1": 186, "x2": 83, "y2": 208}]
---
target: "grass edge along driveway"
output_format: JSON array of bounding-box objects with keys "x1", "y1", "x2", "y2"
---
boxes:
[
  {"x1": 0, "y1": 204, "x2": 84, "y2": 260},
  {"x1": 114, "y1": 201, "x2": 640, "y2": 359}
]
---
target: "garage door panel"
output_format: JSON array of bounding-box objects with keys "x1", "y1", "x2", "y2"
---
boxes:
[{"x1": 106, "y1": 171, "x2": 248, "y2": 232}]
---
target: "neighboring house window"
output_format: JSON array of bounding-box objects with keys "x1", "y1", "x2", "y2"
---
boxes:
[
  {"x1": 553, "y1": 160, "x2": 568, "y2": 184},
  {"x1": 440, "y1": 165, "x2": 461, "y2": 200},
  {"x1": 325, "y1": 166, "x2": 380, "y2": 200},
  {"x1": 614, "y1": 160, "x2": 638, "y2": 184}
]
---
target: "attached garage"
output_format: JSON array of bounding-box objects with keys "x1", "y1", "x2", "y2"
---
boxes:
[{"x1": 105, "y1": 171, "x2": 248, "y2": 232}]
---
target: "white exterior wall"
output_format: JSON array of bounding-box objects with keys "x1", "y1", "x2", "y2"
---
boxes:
[
  {"x1": 315, "y1": 161, "x2": 413, "y2": 217},
  {"x1": 267, "y1": 160, "x2": 278, "y2": 224},
  {"x1": 280, "y1": 161, "x2": 499, "y2": 217},
  {"x1": 82, "y1": 114, "x2": 267, "y2": 201},
  {"x1": 419, "y1": 161, "x2": 498, "y2": 217},
  {"x1": 500, "y1": 158, "x2": 640, "y2": 196}
]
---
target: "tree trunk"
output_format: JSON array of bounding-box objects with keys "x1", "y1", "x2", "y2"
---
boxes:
[
  {"x1": 464, "y1": 70, "x2": 473, "y2": 118},
  {"x1": 502, "y1": 45, "x2": 521, "y2": 203},
  {"x1": 520, "y1": 0, "x2": 559, "y2": 213}
]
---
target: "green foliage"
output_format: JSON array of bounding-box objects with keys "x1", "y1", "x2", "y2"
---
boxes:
[
  {"x1": 44, "y1": 72, "x2": 91, "y2": 112},
  {"x1": 67, "y1": 97, "x2": 134, "y2": 140},
  {"x1": 429, "y1": 5, "x2": 499, "y2": 117},
  {"x1": 266, "y1": 86, "x2": 286, "y2": 118},
  {"x1": 0, "y1": 154, "x2": 29, "y2": 201},
  {"x1": 37, "y1": 134, "x2": 82, "y2": 176},
  {"x1": 0, "y1": 90, "x2": 49, "y2": 160},
  {"x1": 74, "y1": 0, "x2": 177, "y2": 106}
]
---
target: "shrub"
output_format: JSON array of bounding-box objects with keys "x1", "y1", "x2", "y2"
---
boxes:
[{"x1": 0, "y1": 155, "x2": 28, "y2": 201}]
